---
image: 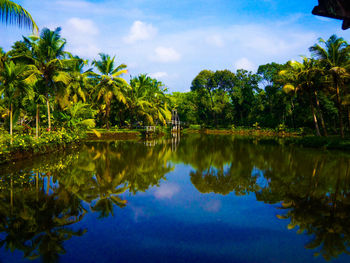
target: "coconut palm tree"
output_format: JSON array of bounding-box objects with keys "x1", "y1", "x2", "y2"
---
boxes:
[
  {"x1": 309, "y1": 35, "x2": 350, "y2": 138},
  {"x1": 128, "y1": 74, "x2": 159, "y2": 125},
  {"x1": 128, "y1": 74, "x2": 171, "y2": 126},
  {"x1": 64, "y1": 56, "x2": 93, "y2": 105},
  {"x1": 280, "y1": 58, "x2": 325, "y2": 136},
  {"x1": 0, "y1": 60, "x2": 33, "y2": 136},
  {"x1": 0, "y1": 0, "x2": 38, "y2": 32},
  {"x1": 92, "y1": 53, "x2": 128, "y2": 129},
  {"x1": 22, "y1": 27, "x2": 71, "y2": 130}
]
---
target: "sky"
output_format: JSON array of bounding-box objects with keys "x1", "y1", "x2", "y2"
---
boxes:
[{"x1": 1, "y1": 0, "x2": 350, "y2": 92}]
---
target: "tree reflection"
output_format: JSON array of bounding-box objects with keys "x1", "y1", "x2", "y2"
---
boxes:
[
  {"x1": 0, "y1": 139, "x2": 173, "y2": 261},
  {"x1": 173, "y1": 135, "x2": 350, "y2": 260},
  {"x1": 1, "y1": 135, "x2": 350, "y2": 261},
  {"x1": 0, "y1": 171, "x2": 86, "y2": 263}
]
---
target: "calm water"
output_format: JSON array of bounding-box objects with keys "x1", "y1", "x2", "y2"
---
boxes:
[{"x1": 0, "y1": 134, "x2": 350, "y2": 263}]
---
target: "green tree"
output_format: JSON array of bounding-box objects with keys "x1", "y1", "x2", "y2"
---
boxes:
[
  {"x1": 0, "y1": 61, "x2": 33, "y2": 136},
  {"x1": 191, "y1": 70, "x2": 217, "y2": 126},
  {"x1": 22, "y1": 27, "x2": 71, "y2": 131},
  {"x1": 310, "y1": 35, "x2": 350, "y2": 137},
  {"x1": 230, "y1": 69, "x2": 261, "y2": 126},
  {"x1": 280, "y1": 58, "x2": 327, "y2": 136},
  {"x1": 92, "y1": 53, "x2": 128, "y2": 129}
]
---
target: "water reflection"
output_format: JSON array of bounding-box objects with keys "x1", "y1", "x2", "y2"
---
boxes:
[
  {"x1": 0, "y1": 141, "x2": 173, "y2": 262},
  {"x1": 0, "y1": 135, "x2": 349, "y2": 262}
]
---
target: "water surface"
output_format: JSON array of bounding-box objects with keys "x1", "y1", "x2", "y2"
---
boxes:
[{"x1": 0, "y1": 134, "x2": 350, "y2": 263}]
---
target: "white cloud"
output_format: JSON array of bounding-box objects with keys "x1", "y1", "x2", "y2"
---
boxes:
[
  {"x1": 62, "y1": 18, "x2": 100, "y2": 57},
  {"x1": 123, "y1": 21, "x2": 157, "y2": 44},
  {"x1": 149, "y1": 72, "x2": 168, "y2": 79},
  {"x1": 67, "y1": 18, "x2": 99, "y2": 35},
  {"x1": 206, "y1": 34, "x2": 224, "y2": 47},
  {"x1": 234, "y1": 57, "x2": 256, "y2": 71},
  {"x1": 151, "y1": 46, "x2": 181, "y2": 63}
]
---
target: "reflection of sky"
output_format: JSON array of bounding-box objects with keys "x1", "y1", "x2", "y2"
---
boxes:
[
  {"x1": 1, "y1": 164, "x2": 349, "y2": 263},
  {"x1": 153, "y1": 183, "x2": 180, "y2": 199}
]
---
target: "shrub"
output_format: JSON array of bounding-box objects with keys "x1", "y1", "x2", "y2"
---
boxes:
[{"x1": 0, "y1": 129, "x2": 85, "y2": 164}]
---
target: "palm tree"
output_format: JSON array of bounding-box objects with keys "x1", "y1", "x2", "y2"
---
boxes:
[
  {"x1": 22, "y1": 27, "x2": 71, "y2": 131},
  {"x1": 0, "y1": 0, "x2": 38, "y2": 32},
  {"x1": 92, "y1": 53, "x2": 128, "y2": 129},
  {"x1": 309, "y1": 35, "x2": 350, "y2": 138},
  {"x1": 128, "y1": 74, "x2": 171, "y2": 126},
  {"x1": 280, "y1": 58, "x2": 325, "y2": 136},
  {"x1": 64, "y1": 56, "x2": 93, "y2": 106},
  {"x1": 0, "y1": 47, "x2": 8, "y2": 69},
  {"x1": 0, "y1": 60, "x2": 33, "y2": 136}
]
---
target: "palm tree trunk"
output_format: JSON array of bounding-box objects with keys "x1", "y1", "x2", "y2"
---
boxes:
[
  {"x1": 291, "y1": 98, "x2": 296, "y2": 129},
  {"x1": 46, "y1": 175, "x2": 50, "y2": 195},
  {"x1": 46, "y1": 96, "x2": 51, "y2": 131},
  {"x1": 314, "y1": 90, "x2": 327, "y2": 136},
  {"x1": 36, "y1": 172, "x2": 39, "y2": 202},
  {"x1": 309, "y1": 95, "x2": 321, "y2": 137},
  {"x1": 106, "y1": 103, "x2": 110, "y2": 130},
  {"x1": 335, "y1": 82, "x2": 344, "y2": 138},
  {"x1": 9, "y1": 103, "x2": 13, "y2": 136},
  {"x1": 347, "y1": 106, "x2": 350, "y2": 133},
  {"x1": 10, "y1": 177, "x2": 13, "y2": 214},
  {"x1": 36, "y1": 104, "x2": 39, "y2": 138}
]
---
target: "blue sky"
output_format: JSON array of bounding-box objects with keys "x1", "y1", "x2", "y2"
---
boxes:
[{"x1": 1, "y1": 0, "x2": 350, "y2": 92}]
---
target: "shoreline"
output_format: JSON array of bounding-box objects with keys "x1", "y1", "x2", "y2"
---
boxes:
[
  {"x1": 183, "y1": 128, "x2": 350, "y2": 151},
  {"x1": 1, "y1": 129, "x2": 349, "y2": 165}
]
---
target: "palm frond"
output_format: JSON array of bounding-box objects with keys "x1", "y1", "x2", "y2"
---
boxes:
[{"x1": 0, "y1": 0, "x2": 38, "y2": 33}]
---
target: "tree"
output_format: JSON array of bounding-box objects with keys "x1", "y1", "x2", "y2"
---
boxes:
[
  {"x1": 92, "y1": 53, "x2": 128, "y2": 129},
  {"x1": 230, "y1": 69, "x2": 261, "y2": 126},
  {"x1": 128, "y1": 74, "x2": 171, "y2": 126},
  {"x1": 309, "y1": 35, "x2": 350, "y2": 138},
  {"x1": 191, "y1": 70, "x2": 217, "y2": 126},
  {"x1": 22, "y1": 27, "x2": 71, "y2": 131},
  {"x1": 63, "y1": 55, "x2": 93, "y2": 106},
  {"x1": 0, "y1": 0, "x2": 38, "y2": 32},
  {"x1": 280, "y1": 58, "x2": 328, "y2": 136},
  {"x1": 0, "y1": 60, "x2": 33, "y2": 136}
]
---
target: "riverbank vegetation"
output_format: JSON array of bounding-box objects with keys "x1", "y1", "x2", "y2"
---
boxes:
[
  {"x1": 0, "y1": 27, "x2": 171, "y2": 159},
  {"x1": 1, "y1": 27, "x2": 350, "y2": 158},
  {"x1": 172, "y1": 35, "x2": 350, "y2": 139}
]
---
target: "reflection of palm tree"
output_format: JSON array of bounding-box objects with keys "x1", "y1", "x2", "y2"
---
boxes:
[
  {"x1": 261, "y1": 155, "x2": 350, "y2": 261},
  {"x1": 0, "y1": 182, "x2": 87, "y2": 263}
]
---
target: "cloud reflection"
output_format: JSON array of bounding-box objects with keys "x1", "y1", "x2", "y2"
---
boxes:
[
  {"x1": 154, "y1": 183, "x2": 180, "y2": 199},
  {"x1": 202, "y1": 200, "x2": 222, "y2": 213}
]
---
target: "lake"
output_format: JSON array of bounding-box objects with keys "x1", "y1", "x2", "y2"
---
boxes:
[{"x1": 0, "y1": 134, "x2": 349, "y2": 263}]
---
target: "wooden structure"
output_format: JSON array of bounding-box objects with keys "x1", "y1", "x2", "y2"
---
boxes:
[
  {"x1": 145, "y1": 126, "x2": 156, "y2": 133},
  {"x1": 171, "y1": 132, "x2": 180, "y2": 152},
  {"x1": 171, "y1": 109, "x2": 180, "y2": 133},
  {"x1": 145, "y1": 126, "x2": 156, "y2": 138},
  {"x1": 313, "y1": 0, "x2": 350, "y2": 30}
]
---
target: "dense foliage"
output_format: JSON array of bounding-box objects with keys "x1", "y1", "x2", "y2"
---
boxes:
[
  {"x1": 1, "y1": 29, "x2": 350, "y2": 147},
  {"x1": 0, "y1": 28, "x2": 171, "y2": 146},
  {"x1": 171, "y1": 35, "x2": 350, "y2": 138}
]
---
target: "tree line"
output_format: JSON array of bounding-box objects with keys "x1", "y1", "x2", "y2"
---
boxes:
[
  {"x1": 0, "y1": 27, "x2": 171, "y2": 138},
  {"x1": 173, "y1": 35, "x2": 350, "y2": 137},
  {"x1": 1, "y1": 29, "x2": 350, "y2": 138}
]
